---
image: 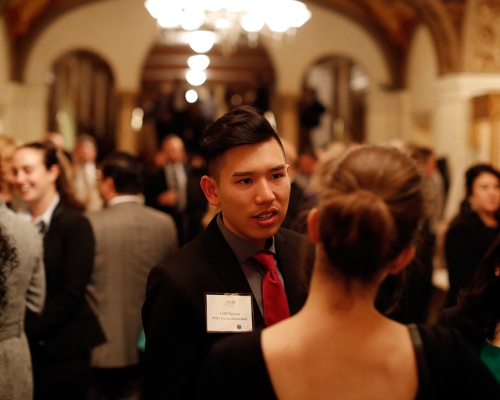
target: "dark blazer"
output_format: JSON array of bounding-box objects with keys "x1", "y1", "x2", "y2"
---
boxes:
[
  {"x1": 25, "y1": 201, "x2": 105, "y2": 359},
  {"x1": 142, "y1": 216, "x2": 312, "y2": 400},
  {"x1": 282, "y1": 181, "x2": 306, "y2": 231},
  {"x1": 144, "y1": 164, "x2": 207, "y2": 244},
  {"x1": 437, "y1": 306, "x2": 485, "y2": 354}
]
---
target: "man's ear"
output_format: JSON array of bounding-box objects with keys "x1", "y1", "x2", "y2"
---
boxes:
[
  {"x1": 48, "y1": 164, "x2": 60, "y2": 183},
  {"x1": 104, "y1": 176, "x2": 115, "y2": 192},
  {"x1": 388, "y1": 245, "x2": 416, "y2": 275},
  {"x1": 200, "y1": 175, "x2": 220, "y2": 207},
  {"x1": 307, "y1": 207, "x2": 320, "y2": 244}
]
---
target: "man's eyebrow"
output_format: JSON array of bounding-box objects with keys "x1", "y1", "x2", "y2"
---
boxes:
[
  {"x1": 231, "y1": 164, "x2": 287, "y2": 177},
  {"x1": 270, "y1": 164, "x2": 287, "y2": 172}
]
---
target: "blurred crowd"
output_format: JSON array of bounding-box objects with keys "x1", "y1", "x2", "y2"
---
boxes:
[{"x1": 1, "y1": 113, "x2": 500, "y2": 399}]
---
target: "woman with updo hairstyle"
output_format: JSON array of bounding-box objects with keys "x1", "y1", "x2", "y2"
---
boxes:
[
  {"x1": 12, "y1": 142, "x2": 105, "y2": 400},
  {"x1": 445, "y1": 164, "x2": 500, "y2": 307},
  {"x1": 197, "y1": 145, "x2": 500, "y2": 400}
]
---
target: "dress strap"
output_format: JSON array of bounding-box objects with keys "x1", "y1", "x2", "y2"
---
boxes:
[{"x1": 408, "y1": 323, "x2": 438, "y2": 400}]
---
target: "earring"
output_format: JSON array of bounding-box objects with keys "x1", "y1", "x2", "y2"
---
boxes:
[{"x1": 495, "y1": 267, "x2": 500, "y2": 277}]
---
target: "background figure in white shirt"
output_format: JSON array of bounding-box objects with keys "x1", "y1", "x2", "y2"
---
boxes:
[
  {"x1": 72, "y1": 134, "x2": 103, "y2": 212},
  {"x1": 145, "y1": 134, "x2": 208, "y2": 246}
]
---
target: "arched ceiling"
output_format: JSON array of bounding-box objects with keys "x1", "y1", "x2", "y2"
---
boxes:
[{"x1": 0, "y1": 0, "x2": 466, "y2": 87}]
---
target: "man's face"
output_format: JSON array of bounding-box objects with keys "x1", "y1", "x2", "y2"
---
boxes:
[
  {"x1": 75, "y1": 142, "x2": 97, "y2": 164},
  {"x1": 205, "y1": 139, "x2": 290, "y2": 248},
  {"x1": 12, "y1": 148, "x2": 58, "y2": 206},
  {"x1": 162, "y1": 137, "x2": 185, "y2": 164}
]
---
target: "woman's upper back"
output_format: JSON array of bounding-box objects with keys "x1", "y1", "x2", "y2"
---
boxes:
[
  {"x1": 261, "y1": 316, "x2": 418, "y2": 400},
  {"x1": 198, "y1": 324, "x2": 500, "y2": 400}
]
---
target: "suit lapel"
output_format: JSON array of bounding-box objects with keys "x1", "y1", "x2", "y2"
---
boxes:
[{"x1": 201, "y1": 218, "x2": 265, "y2": 327}]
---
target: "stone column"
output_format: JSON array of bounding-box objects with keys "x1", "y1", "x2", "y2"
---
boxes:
[
  {"x1": 116, "y1": 90, "x2": 138, "y2": 155},
  {"x1": 433, "y1": 73, "x2": 500, "y2": 219},
  {"x1": 273, "y1": 92, "x2": 300, "y2": 148}
]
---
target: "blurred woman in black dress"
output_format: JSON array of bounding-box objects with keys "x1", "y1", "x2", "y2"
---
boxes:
[{"x1": 445, "y1": 164, "x2": 500, "y2": 306}]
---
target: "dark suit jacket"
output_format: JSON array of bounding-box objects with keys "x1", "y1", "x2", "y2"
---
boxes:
[
  {"x1": 144, "y1": 164, "x2": 207, "y2": 244},
  {"x1": 25, "y1": 201, "x2": 105, "y2": 359},
  {"x1": 282, "y1": 181, "x2": 306, "y2": 231},
  {"x1": 142, "y1": 216, "x2": 312, "y2": 400},
  {"x1": 437, "y1": 306, "x2": 485, "y2": 354}
]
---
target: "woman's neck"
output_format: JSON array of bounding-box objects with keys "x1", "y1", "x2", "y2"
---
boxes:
[
  {"x1": 488, "y1": 322, "x2": 500, "y2": 347},
  {"x1": 301, "y1": 260, "x2": 382, "y2": 322},
  {"x1": 30, "y1": 189, "x2": 58, "y2": 220},
  {"x1": 476, "y1": 210, "x2": 498, "y2": 228}
]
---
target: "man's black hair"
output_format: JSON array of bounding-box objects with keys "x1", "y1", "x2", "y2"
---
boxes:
[
  {"x1": 200, "y1": 105, "x2": 284, "y2": 178},
  {"x1": 100, "y1": 152, "x2": 144, "y2": 194}
]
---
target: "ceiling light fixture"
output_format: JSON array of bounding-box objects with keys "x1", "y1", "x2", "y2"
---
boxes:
[{"x1": 144, "y1": 0, "x2": 311, "y2": 54}]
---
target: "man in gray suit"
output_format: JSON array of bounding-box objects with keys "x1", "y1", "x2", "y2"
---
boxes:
[{"x1": 86, "y1": 152, "x2": 178, "y2": 400}]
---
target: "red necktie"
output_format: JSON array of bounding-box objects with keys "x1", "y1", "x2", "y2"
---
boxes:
[{"x1": 252, "y1": 251, "x2": 290, "y2": 327}]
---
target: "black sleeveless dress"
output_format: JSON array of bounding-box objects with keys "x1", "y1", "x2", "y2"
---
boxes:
[{"x1": 196, "y1": 325, "x2": 500, "y2": 399}]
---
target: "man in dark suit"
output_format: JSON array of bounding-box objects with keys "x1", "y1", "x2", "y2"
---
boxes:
[
  {"x1": 145, "y1": 134, "x2": 207, "y2": 245},
  {"x1": 142, "y1": 106, "x2": 313, "y2": 399}
]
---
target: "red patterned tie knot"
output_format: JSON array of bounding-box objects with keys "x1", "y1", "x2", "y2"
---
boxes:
[
  {"x1": 252, "y1": 251, "x2": 276, "y2": 272},
  {"x1": 252, "y1": 251, "x2": 290, "y2": 326}
]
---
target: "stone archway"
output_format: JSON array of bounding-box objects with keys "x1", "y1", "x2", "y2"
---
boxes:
[
  {"x1": 404, "y1": 0, "x2": 460, "y2": 74},
  {"x1": 309, "y1": 0, "x2": 461, "y2": 87},
  {"x1": 299, "y1": 55, "x2": 369, "y2": 151},
  {"x1": 137, "y1": 39, "x2": 276, "y2": 163},
  {"x1": 47, "y1": 49, "x2": 117, "y2": 156}
]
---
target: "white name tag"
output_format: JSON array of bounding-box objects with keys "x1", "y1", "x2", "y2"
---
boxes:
[{"x1": 205, "y1": 293, "x2": 254, "y2": 333}]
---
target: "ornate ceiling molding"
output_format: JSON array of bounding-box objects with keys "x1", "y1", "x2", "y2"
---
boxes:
[
  {"x1": 464, "y1": 0, "x2": 500, "y2": 73},
  {"x1": 308, "y1": 0, "x2": 416, "y2": 89},
  {"x1": 405, "y1": 0, "x2": 461, "y2": 74},
  {"x1": 2, "y1": 0, "x2": 464, "y2": 86},
  {"x1": 5, "y1": 0, "x2": 103, "y2": 82}
]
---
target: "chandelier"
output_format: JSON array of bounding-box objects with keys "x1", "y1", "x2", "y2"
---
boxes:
[{"x1": 144, "y1": 0, "x2": 312, "y2": 55}]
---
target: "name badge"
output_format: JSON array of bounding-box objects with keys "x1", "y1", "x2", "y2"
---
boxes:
[{"x1": 205, "y1": 293, "x2": 254, "y2": 333}]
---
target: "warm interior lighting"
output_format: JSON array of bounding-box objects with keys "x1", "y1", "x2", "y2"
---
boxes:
[
  {"x1": 189, "y1": 30, "x2": 216, "y2": 53},
  {"x1": 188, "y1": 55, "x2": 210, "y2": 71},
  {"x1": 186, "y1": 70, "x2": 207, "y2": 86},
  {"x1": 131, "y1": 108, "x2": 144, "y2": 131},
  {"x1": 185, "y1": 89, "x2": 199, "y2": 103},
  {"x1": 145, "y1": 0, "x2": 311, "y2": 54}
]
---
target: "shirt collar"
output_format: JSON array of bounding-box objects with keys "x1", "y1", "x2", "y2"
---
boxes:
[
  {"x1": 216, "y1": 212, "x2": 275, "y2": 264},
  {"x1": 108, "y1": 195, "x2": 142, "y2": 207},
  {"x1": 18, "y1": 194, "x2": 60, "y2": 231}
]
